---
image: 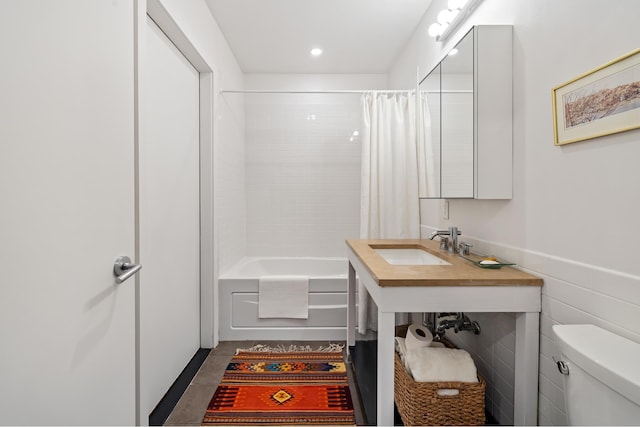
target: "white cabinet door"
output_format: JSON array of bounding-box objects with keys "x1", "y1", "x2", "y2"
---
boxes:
[{"x1": 0, "y1": 1, "x2": 136, "y2": 424}]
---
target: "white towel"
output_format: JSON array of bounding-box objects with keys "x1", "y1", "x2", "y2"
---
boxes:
[
  {"x1": 406, "y1": 347, "x2": 478, "y2": 383},
  {"x1": 395, "y1": 337, "x2": 410, "y2": 369},
  {"x1": 258, "y1": 275, "x2": 309, "y2": 319}
]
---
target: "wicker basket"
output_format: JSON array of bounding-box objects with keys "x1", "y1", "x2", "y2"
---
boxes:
[{"x1": 394, "y1": 332, "x2": 486, "y2": 426}]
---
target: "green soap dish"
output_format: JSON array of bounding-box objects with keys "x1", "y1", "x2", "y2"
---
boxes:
[{"x1": 460, "y1": 255, "x2": 515, "y2": 269}]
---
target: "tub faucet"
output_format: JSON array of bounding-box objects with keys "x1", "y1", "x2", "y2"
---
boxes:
[{"x1": 429, "y1": 226, "x2": 461, "y2": 253}]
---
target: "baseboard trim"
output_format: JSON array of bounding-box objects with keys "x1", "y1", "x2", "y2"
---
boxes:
[{"x1": 149, "y1": 348, "x2": 211, "y2": 426}]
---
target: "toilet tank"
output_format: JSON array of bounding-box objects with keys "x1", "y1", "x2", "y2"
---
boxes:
[{"x1": 553, "y1": 324, "x2": 640, "y2": 425}]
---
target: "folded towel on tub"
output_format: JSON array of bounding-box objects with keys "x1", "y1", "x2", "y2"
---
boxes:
[
  {"x1": 258, "y1": 275, "x2": 309, "y2": 319},
  {"x1": 406, "y1": 347, "x2": 478, "y2": 383}
]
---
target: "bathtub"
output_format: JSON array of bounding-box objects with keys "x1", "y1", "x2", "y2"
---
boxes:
[{"x1": 219, "y1": 257, "x2": 349, "y2": 341}]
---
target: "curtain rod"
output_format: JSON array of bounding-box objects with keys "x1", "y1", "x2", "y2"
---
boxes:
[
  {"x1": 220, "y1": 89, "x2": 411, "y2": 94},
  {"x1": 220, "y1": 89, "x2": 473, "y2": 94},
  {"x1": 425, "y1": 89, "x2": 473, "y2": 93}
]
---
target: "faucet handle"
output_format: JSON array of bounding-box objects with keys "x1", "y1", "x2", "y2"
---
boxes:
[{"x1": 458, "y1": 241, "x2": 473, "y2": 256}]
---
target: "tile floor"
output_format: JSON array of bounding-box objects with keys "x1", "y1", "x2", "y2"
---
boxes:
[{"x1": 164, "y1": 341, "x2": 366, "y2": 426}]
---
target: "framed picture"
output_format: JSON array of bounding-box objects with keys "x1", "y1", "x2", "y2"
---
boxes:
[{"x1": 552, "y1": 48, "x2": 640, "y2": 146}]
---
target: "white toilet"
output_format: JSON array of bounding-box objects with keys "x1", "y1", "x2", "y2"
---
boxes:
[{"x1": 552, "y1": 324, "x2": 640, "y2": 425}]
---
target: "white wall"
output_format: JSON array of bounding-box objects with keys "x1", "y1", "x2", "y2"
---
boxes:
[
  {"x1": 243, "y1": 74, "x2": 386, "y2": 257},
  {"x1": 392, "y1": 0, "x2": 640, "y2": 424}
]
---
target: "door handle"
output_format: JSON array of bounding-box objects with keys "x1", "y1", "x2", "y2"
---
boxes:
[{"x1": 114, "y1": 256, "x2": 142, "y2": 284}]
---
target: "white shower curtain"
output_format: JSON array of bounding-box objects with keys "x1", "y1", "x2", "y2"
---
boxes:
[
  {"x1": 358, "y1": 92, "x2": 421, "y2": 334},
  {"x1": 417, "y1": 92, "x2": 436, "y2": 197}
]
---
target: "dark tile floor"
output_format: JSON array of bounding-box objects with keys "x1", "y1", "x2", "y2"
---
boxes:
[{"x1": 163, "y1": 341, "x2": 366, "y2": 426}]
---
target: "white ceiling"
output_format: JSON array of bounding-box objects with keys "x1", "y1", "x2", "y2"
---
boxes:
[{"x1": 204, "y1": 0, "x2": 433, "y2": 74}]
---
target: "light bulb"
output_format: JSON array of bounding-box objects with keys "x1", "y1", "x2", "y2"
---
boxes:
[
  {"x1": 431, "y1": 0, "x2": 475, "y2": 40},
  {"x1": 428, "y1": 22, "x2": 442, "y2": 37},
  {"x1": 437, "y1": 9, "x2": 452, "y2": 25},
  {"x1": 310, "y1": 48, "x2": 322, "y2": 56}
]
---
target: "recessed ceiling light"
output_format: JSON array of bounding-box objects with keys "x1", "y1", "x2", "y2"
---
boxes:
[
  {"x1": 310, "y1": 48, "x2": 323, "y2": 57},
  {"x1": 448, "y1": 48, "x2": 459, "y2": 56}
]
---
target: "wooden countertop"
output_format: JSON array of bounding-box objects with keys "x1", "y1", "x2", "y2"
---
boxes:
[{"x1": 346, "y1": 239, "x2": 543, "y2": 287}]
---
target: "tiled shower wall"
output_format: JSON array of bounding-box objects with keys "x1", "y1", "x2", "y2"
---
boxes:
[{"x1": 244, "y1": 74, "x2": 387, "y2": 257}]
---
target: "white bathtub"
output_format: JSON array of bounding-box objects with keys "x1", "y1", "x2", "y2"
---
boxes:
[
  {"x1": 219, "y1": 257, "x2": 349, "y2": 341},
  {"x1": 220, "y1": 256, "x2": 348, "y2": 279}
]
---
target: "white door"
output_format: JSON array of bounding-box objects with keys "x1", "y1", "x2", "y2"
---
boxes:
[
  {"x1": 139, "y1": 16, "x2": 201, "y2": 418},
  {"x1": 0, "y1": 1, "x2": 136, "y2": 425}
]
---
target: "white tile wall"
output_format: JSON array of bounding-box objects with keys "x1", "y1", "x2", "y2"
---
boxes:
[
  {"x1": 422, "y1": 226, "x2": 640, "y2": 425},
  {"x1": 245, "y1": 95, "x2": 362, "y2": 257},
  {"x1": 215, "y1": 85, "x2": 246, "y2": 274}
]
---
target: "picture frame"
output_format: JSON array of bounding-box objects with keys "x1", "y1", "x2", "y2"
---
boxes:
[{"x1": 552, "y1": 48, "x2": 640, "y2": 146}]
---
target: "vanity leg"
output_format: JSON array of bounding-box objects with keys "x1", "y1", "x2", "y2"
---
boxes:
[
  {"x1": 377, "y1": 310, "x2": 395, "y2": 427},
  {"x1": 514, "y1": 311, "x2": 540, "y2": 426},
  {"x1": 347, "y1": 262, "x2": 356, "y2": 349}
]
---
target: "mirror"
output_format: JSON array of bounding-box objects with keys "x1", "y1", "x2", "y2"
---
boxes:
[
  {"x1": 441, "y1": 29, "x2": 474, "y2": 198},
  {"x1": 419, "y1": 25, "x2": 513, "y2": 200},
  {"x1": 417, "y1": 63, "x2": 441, "y2": 198},
  {"x1": 419, "y1": 28, "x2": 474, "y2": 198}
]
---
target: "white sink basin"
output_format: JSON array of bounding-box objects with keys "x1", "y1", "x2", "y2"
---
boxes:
[{"x1": 374, "y1": 248, "x2": 451, "y2": 265}]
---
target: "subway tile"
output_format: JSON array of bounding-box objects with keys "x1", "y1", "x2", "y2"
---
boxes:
[
  {"x1": 539, "y1": 372, "x2": 565, "y2": 413},
  {"x1": 539, "y1": 393, "x2": 568, "y2": 426},
  {"x1": 245, "y1": 97, "x2": 360, "y2": 257}
]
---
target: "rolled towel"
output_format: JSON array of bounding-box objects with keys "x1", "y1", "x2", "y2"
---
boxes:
[
  {"x1": 406, "y1": 347, "x2": 478, "y2": 383},
  {"x1": 395, "y1": 337, "x2": 408, "y2": 357},
  {"x1": 395, "y1": 337, "x2": 414, "y2": 370}
]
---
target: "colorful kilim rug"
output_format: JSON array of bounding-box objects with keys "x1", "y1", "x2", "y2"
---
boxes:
[{"x1": 202, "y1": 347, "x2": 355, "y2": 425}]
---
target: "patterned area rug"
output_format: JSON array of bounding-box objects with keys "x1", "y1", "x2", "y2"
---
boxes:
[{"x1": 202, "y1": 346, "x2": 355, "y2": 425}]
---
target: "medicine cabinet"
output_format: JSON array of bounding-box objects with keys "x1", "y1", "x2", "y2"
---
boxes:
[{"x1": 418, "y1": 25, "x2": 513, "y2": 199}]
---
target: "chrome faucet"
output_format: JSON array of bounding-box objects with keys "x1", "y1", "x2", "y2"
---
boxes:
[
  {"x1": 448, "y1": 226, "x2": 460, "y2": 253},
  {"x1": 434, "y1": 312, "x2": 481, "y2": 339},
  {"x1": 429, "y1": 226, "x2": 461, "y2": 253}
]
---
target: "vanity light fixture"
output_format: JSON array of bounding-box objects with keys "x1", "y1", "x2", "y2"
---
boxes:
[
  {"x1": 428, "y1": 0, "x2": 482, "y2": 42},
  {"x1": 310, "y1": 47, "x2": 323, "y2": 56}
]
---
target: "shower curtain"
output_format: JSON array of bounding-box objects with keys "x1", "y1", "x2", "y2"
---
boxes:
[
  {"x1": 417, "y1": 92, "x2": 436, "y2": 197},
  {"x1": 358, "y1": 92, "x2": 422, "y2": 334}
]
